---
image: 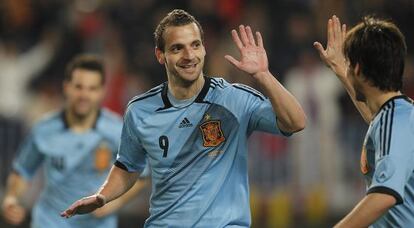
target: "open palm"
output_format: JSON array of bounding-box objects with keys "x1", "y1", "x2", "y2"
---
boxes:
[
  {"x1": 225, "y1": 25, "x2": 268, "y2": 77},
  {"x1": 314, "y1": 15, "x2": 347, "y2": 79}
]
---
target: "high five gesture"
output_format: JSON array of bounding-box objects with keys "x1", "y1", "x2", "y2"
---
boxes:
[{"x1": 225, "y1": 25, "x2": 269, "y2": 78}]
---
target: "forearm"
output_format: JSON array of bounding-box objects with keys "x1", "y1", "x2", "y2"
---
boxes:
[
  {"x1": 254, "y1": 71, "x2": 306, "y2": 133},
  {"x1": 96, "y1": 165, "x2": 138, "y2": 204},
  {"x1": 335, "y1": 193, "x2": 395, "y2": 228}
]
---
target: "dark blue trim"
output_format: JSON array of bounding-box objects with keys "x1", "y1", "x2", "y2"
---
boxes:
[
  {"x1": 367, "y1": 186, "x2": 403, "y2": 205},
  {"x1": 233, "y1": 84, "x2": 265, "y2": 101},
  {"x1": 114, "y1": 160, "x2": 129, "y2": 172}
]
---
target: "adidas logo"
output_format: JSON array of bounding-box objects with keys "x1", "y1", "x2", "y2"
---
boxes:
[{"x1": 179, "y1": 117, "x2": 193, "y2": 128}]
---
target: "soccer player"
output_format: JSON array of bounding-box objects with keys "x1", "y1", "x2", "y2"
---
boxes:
[
  {"x1": 61, "y1": 9, "x2": 306, "y2": 227},
  {"x1": 314, "y1": 15, "x2": 414, "y2": 227},
  {"x1": 1, "y1": 55, "x2": 147, "y2": 228}
]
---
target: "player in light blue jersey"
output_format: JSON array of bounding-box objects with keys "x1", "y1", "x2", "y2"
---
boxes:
[
  {"x1": 314, "y1": 15, "x2": 414, "y2": 227},
  {"x1": 62, "y1": 9, "x2": 306, "y2": 227},
  {"x1": 1, "y1": 55, "x2": 147, "y2": 228}
]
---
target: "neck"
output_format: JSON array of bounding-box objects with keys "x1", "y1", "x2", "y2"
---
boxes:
[
  {"x1": 168, "y1": 75, "x2": 205, "y2": 100},
  {"x1": 65, "y1": 109, "x2": 99, "y2": 133},
  {"x1": 364, "y1": 87, "x2": 402, "y2": 117}
]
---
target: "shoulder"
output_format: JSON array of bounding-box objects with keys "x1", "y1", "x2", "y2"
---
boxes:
[
  {"x1": 31, "y1": 111, "x2": 65, "y2": 135},
  {"x1": 127, "y1": 84, "x2": 164, "y2": 107},
  {"x1": 99, "y1": 108, "x2": 123, "y2": 126},
  {"x1": 231, "y1": 83, "x2": 266, "y2": 101}
]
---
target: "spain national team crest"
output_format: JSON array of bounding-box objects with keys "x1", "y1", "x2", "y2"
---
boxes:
[
  {"x1": 360, "y1": 146, "x2": 369, "y2": 175},
  {"x1": 200, "y1": 120, "x2": 225, "y2": 147},
  {"x1": 95, "y1": 141, "x2": 112, "y2": 172}
]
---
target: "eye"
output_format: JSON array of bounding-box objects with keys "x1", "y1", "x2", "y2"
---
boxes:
[
  {"x1": 192, "y1": 42, "x2": 201, "y2": 49},
  {"x1": 170, "y1": 45, "x2": 182, "y2": 53}
]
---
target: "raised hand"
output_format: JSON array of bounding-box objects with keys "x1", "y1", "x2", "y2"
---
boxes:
[
  {"x1": 313, "y1": 15, "x2": 348, "y2": 79},
  {"x1": 225, "y1": 25, "x2": 269, "y2": 78},
  {"x1": 60, "y1": 194, "x2": 106, "y2": 218}
]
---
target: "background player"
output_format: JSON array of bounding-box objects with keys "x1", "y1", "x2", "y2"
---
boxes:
[
  {"x1": 1, "y1": 54, "x2": 147, "y2": 228},
  {"x1": 314, "y1": 15, "x2": 414, "y2": 227},
  {"x1": 61, "y1": 9, "x2": 306, "y2": 227}
]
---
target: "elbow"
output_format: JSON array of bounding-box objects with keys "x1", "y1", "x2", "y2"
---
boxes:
[
  {"x1": 279, "y1": 115, "x2": 306, "y2": 133},
  {"x1": 291, "y1": 114, "x2": 307, "y2": 132}
]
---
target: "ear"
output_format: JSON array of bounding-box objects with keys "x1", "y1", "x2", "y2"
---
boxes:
[
  {"x1": 155, "y1": 47, "x2": 165, "y2": 64},
  {"x1": 354, "y1": 63, "x2": 361, "y2": 76}
]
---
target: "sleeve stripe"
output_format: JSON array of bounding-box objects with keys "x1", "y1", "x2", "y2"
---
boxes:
[
  {"x1": 233, "y1": 84, "x2": 265, "y2": 101},
  {"x1": 379, "y1": 111, "x2": 384, "y2": 157},
  {"x1": 379, "y1": 101, "x2": 395, "y2": 157},
  {"x1": 382, "y1": 105, "x2": 389, "y2": 157},
  {"x1": 379, "y1": 102, "x2": 396, "y2": 158},
  {"x1": 386, "y1": 101, "x2": 395, "y2": 156},
  {"x1": 367, "y1": 186, "x2": 403, "y2": 205}
]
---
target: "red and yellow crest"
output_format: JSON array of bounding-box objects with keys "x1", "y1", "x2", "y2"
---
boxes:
[
  {"x1": 360, "y1": 146, "x2": 369, "y2": 174},
  {"x1": 95, "y1": 142, "x2": 112, "y2": 172},
  {"x1": 200, "y1": 120, "x2": 225, "y2": 147}
]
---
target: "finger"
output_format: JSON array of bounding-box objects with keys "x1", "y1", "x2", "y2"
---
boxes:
[
  {"x1": 342, "y1": 24, "x2": 347, "y2": 40},
  {"x1": 246, "y1": 26, "x2": 256, "y2": 46},
  {"x1": 313, "y1": 42, "x2": 326, "y2": 57},
  {"x1": 231, "y1": 29, "x2": 243, "y2": 50},
  {"x1": 224, "y1": 55, "x2": 241, "y2": 68},
  {"x1": 239, "y1": 25, "x2": 250, "y2": 46},
  {"x1": 334, "y1": 15, "x2": 342, "y2": 39},
  {"x1": 327, "y1": 18, "x2": 334, "y2": 47},
  {"x1": 256, "y1": 31, "x2": 264, "y2": 48}
]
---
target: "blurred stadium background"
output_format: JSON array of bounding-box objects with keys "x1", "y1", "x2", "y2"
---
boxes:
[{"x1": 0, "y1": 0, "x2": 413, "y2": 227}]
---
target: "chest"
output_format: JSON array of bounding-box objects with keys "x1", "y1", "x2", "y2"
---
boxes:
[
  {"x1": 37, "y1": 132, "x2": 116, "y2": 173},
  {"x1": 138, "y1": 103, "x2": 239, "y2": 170}
]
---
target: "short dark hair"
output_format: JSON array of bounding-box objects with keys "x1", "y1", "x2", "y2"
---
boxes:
[
  {"x1": 343, "y1": 16, "x2": 407, "y2": 92},
  {"x1": 64, "y1": 54, "x2": 105, "y2": 84},
  {"x1": 154, "y1": 9, "x2": 204, "y2": 52}
]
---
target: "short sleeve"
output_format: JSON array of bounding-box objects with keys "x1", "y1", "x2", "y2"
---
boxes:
[
  {"x1": 248, "y1": 98, "x2": 291, "y2": 136},
  {"x1": 13, "y1": 132, "x2": 44, "y2": 180},
  {"x1": 367, "y1": 113, "x2": 414, "y2": 205},
  {"x1": 232, "y1": 84, "x2": 288, "y2": 136},
  {"x1": 115, "y1": 107, "x2": 147, "y2": 173}
]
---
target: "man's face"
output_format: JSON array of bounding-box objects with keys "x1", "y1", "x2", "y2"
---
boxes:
[
  {"x1": 64, "y1": 69, "x2": 104, "y2": 118},
  {"x1": 156, "y1": 23, "x2": 206, "y2": 85}
]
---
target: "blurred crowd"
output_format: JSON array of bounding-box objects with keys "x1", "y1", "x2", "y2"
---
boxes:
[{"x1": 0, "y1": 0, "x2": 413, "y2": 227}]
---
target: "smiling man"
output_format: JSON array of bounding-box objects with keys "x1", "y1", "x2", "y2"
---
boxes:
[
  {"x1": 62, "y1": 9, "x2": 306, "y2": 227},
  {"x1": 1, "y1": 55, "x2": 146, "y2": 228}
]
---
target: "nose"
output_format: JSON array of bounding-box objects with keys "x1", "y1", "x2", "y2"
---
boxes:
[{"x1": 183, "y1": 47, "x2": 195, "y2": 60}]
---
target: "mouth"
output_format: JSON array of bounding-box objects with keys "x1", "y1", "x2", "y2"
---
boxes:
[{"x1": 178, "y1": 63, "x2": 197, "y2": 70}]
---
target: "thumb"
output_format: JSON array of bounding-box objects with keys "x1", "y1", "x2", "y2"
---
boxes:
[
  {"x1": 224, "y1": 55, "x2": 240, "y2": 68},
  {"x1": 313, "y1": 42, "x2": 326, "y2": 56}
]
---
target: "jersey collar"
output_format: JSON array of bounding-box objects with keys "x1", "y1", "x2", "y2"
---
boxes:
[
  {"x1": 61, "y1": 109, "x2": 101, "y2": 130},
  {"x1": 374, "y1": 94, "x2": 409, "y2": 118},
  {"x1": 158, "y1": 76, "x2": 211, "y2": 111}
]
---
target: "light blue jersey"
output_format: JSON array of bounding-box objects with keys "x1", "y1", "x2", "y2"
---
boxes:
[
  {"x1": 360, "y1": 95, "x2": 414, "y2": 227},
  {"x1": 115, "y1": 77, "x2": 291, "y2": 227},
  {"x1": 13, "y1": 109, "x2": 122, "y2": 228}
]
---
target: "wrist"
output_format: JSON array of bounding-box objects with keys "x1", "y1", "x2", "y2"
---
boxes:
[
  {"x1": 253, "y1": 70, "x2": 272, "y2": 82},
  {"x1": 96, "y1": 194, "x2": 107, "y2": 207}
]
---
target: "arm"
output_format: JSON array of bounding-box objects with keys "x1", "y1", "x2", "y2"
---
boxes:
[
  {"x1": 1, "y1": 172, "x2": 29, "y2": 225},
  {"x1": 93, "y1": 178, "x2": 148, "y2": 218},
  {"x1": 313, "y1": 15, "x2": 372, "y2": 123},
  {"x1": 61, "y1": 165, "x2": 138, "y2": 218},
  {"x1": 334, "y1": 193, "x2": 395, "y2": 228},
  {"x1": 225, "y1": 25, "x2": 306, "y2": 133}
]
